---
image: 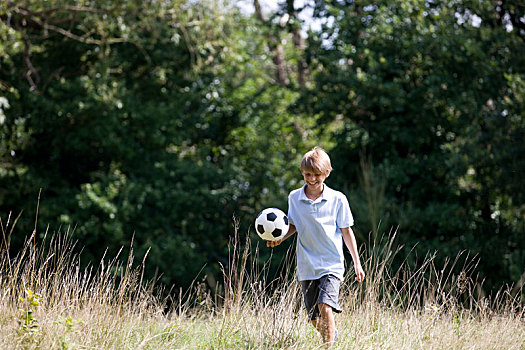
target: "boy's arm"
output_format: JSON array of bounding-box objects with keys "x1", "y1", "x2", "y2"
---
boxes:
[
  {"x1": 341, "y1": 227, "x2": 366, "y2": 282},
  {"x1": 266, "y1": 224, "x2": 296, "y2": 248}
]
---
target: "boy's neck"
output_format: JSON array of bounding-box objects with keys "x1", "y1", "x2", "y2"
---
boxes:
[{"x1": 305, "y1": 184, "x2": 324, "y2": 200}]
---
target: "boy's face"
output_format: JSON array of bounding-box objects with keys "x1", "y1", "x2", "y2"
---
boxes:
[{"x1": 301, "y1": 169, "x2": 329, "y2": 191}]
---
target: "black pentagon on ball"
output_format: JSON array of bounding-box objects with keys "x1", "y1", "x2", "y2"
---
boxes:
[
  {"x1": 266, "y1": 212, "x2": 277, "y2": 221},
  {"x1": 284, "y1": 215, "x2": 288, "y2": 225},
  {"x1": 257, "y1": 224, "x2": 265, "y2": 235},
  {"x1": 272, "y1": 228, "x2": 282, "y2": 237}
]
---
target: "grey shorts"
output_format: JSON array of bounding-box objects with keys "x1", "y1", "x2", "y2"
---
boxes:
[{"x1": 300, "y1": 274, "x2": 342, "y2": 320}]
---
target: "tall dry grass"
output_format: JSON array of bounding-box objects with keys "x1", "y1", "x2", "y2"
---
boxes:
[
  {"x1": 0, "y1": 212, "x2": 166, "y2": 349},
  {"x1": 0, "y1": 212, "x2": 523, "y2": 349}
]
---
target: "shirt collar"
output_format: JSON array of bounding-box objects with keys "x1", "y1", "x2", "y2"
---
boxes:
[{"x1": 299, "y1": 183, "x2": 331, "y2": 203}]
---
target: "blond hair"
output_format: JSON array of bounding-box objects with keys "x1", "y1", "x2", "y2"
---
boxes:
[{"x1": 300, "y1": 147, "x2": 332, "y2": 174}]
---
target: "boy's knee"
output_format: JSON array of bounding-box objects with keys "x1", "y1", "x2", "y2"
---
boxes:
[{"x1": 318, "y1": 303, "x2": 332, "y2": 316}]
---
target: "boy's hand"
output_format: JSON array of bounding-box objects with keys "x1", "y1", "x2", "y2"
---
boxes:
[
  {"x1": 266, "y1": 225, "x2": 295, "y2": 248},
  {"x1": 354, "y1": 265, "x2": 365, "y2": 282},
  {"x1": 266, "y1": 239, "x2": 283, "y2": 248}
]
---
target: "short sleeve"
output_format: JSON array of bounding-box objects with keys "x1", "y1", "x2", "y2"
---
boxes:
[
  {"x1": 287, "y1": 193, "x2": 295, "y2": 226},
  {"x1": 336, "y1": 194, "x2": 354, "y2": 229}
]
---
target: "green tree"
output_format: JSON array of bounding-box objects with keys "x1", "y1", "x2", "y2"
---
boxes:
[
  {"x1": 0, "y1": 0, "x2": 243, "y2": 286},
  {"x1": 0, "y1": 0, "x2": 319, "y2": 288},
  {"x1": 301, "y1": 0, "x2": 524, "y2": 291}
]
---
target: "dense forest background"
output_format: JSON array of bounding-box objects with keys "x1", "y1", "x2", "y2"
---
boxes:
[{"x1": 1, "y1": 0, "x2": 523, "y2": 294}]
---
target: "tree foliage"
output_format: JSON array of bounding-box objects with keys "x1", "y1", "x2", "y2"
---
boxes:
[
  {"x1": 302, "y1": 0, "x2": 525, "y2": 289},
  {"x1": 1, "y1": 0, "x2": 523, "y2": 292}
]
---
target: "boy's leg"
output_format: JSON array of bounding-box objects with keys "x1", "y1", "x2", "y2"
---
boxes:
[
  {"x1": 311, "y1": 307, "x2": 335, "y2": 348},
  {"x1": 301, "y1": 275, "x2": 341, "y2": 345},
  {"x1": 311, "y1": 317, "x2": 322, "y2": 334},
  {"x1": 317, "y1": 275, "x2": 341, "y2": 345},
  {"x1": 318, "y1": 302, "x2": 336, "y2": 344},
  {"x1": 301, "y1": 280, "x2": 327, "y2": 338}
]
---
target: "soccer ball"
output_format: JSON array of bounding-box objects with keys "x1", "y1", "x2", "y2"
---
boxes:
[{"x1": 254, "y1": 208, "x2": 289, "y2": 241}]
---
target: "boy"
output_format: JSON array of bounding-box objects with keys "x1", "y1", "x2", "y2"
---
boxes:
[{"x1": 267, "y1": 147, "x2": 365, "y2": 347}]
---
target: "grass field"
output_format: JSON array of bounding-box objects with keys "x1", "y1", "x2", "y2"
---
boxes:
[{"x1": 1, "y1": 220, "x2": 523, "y2": 349}]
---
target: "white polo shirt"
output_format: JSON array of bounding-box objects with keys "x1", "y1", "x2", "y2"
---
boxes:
[{"x1": 288, "y1": 184, "x2": 354, "y2": 281}]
